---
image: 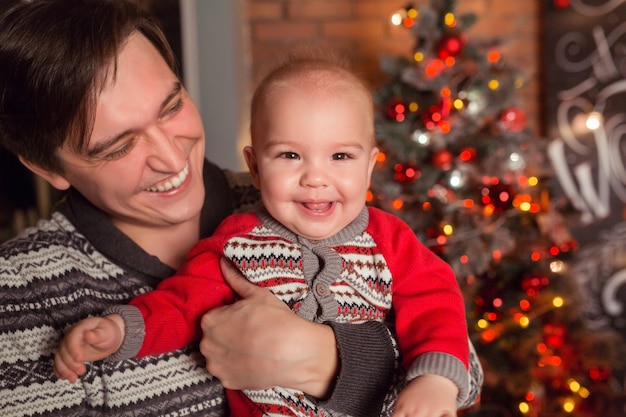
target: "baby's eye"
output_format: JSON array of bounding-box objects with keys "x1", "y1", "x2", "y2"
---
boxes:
[
  {"x1": 280, "y1": 152, "x2": 299, "y2": 160},
  {"x1": 332, "y1": 153, "x2": 351, "y2": 160}
]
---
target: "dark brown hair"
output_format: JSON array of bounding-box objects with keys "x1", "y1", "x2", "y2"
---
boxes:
[{"x1": 0, "y1": 0, "x2": 177, "y2": 173}]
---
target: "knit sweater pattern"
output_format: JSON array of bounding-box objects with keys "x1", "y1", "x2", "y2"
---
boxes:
[
  {"x1": 0, "y1": 210, "x2": 229, "y2": 416},
  {"x1": 0, "y1": 163, "x2": 237, "y2": 416}
]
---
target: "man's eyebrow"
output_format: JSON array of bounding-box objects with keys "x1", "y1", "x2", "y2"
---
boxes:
[
  {"x1": 86, "y1": 82, "x2": 183, "y2": 157},
  {"x1": 86, "y1": 129, "x2": 134, "y2": 158},
  {"x1": 160, "y1": 82, "x2": 182, "y2": 113}
]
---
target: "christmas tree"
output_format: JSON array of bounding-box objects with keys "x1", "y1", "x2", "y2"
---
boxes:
[{"x1": 369, "y1": 1, "x2": 624, "y2": 415}]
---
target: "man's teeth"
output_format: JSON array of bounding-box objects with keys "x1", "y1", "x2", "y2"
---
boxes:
[{"x1": 146, "y1": 164, "x2": 189, "y2": 192}]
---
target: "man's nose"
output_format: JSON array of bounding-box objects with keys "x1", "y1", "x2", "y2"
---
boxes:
[{"x1": 145, "y1": 127, "x2": 186, "y2": 172}]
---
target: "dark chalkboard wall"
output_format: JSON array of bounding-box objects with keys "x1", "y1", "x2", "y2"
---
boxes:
[
  {"x1": 541, "y1": 0, "x2": 626, "y2": 371},
  {"x1": 542, "y1": 0, "x2": 626, "y2": 237}
]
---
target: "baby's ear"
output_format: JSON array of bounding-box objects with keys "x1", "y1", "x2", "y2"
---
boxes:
[
  {"x1": 243, "y1": 146, "x2": 261, "y2": 189},
  {"x1": 368, "y1": 146, "x2": 380, "y2": 183},
  {"x1": 19, "y1": 156, "x2": 71, "y2": 191}
]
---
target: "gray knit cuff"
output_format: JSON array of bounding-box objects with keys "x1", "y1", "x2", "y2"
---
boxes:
[
  {"x1": 314, "y1": 321, "x2": 396, "y2": 417},
  {"x1": 101, "y1": 305, "x2": 146, "y2": 361},
  {"x1": 406, "y1": 351, "x2": 470, "y2": 408}
]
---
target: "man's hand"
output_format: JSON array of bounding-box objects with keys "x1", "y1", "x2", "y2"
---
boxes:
[{"x1": 199, "y1": 257, "x2": 338, "y2": 398}]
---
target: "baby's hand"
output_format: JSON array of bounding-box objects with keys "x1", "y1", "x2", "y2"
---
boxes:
[
  {"x1": 392, "y1": 374, "x2": 458, "y2": 417},
  {"x1": 53, "y1": 315, "x2": 125, "y2": 383}
]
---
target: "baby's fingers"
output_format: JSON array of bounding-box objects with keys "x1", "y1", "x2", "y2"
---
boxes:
[{"x1": 53, "y1": 346, "x2": 86, "y2": 382}]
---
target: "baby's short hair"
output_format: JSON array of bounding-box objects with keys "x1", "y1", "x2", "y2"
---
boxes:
[{"x1": 250, "y1": 47, "x2": 373, "y2": 144}]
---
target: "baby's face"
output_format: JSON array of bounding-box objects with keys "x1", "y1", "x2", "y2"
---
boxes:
[{"x1": 245, "y1": 85, "x2": 378, "y2": 241}]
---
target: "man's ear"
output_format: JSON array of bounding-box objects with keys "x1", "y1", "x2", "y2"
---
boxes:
[
  {"x1": 243, "y1": 146, "x2": 261, "y2": 189},
  {"x1": 18, "y1": 156, "x2": 71, "y2": 191}
]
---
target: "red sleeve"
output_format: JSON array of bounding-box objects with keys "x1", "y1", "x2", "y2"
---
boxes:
[
  {"x1": 130, "y1": 213, "x2": 260, "y2": 357},
  {"x1": 366, "y1": 207, "x2": 469, "y2": 370}
]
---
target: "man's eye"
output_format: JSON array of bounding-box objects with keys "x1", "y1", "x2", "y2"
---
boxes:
[
  {"x1": 280, "y1": 152, "x2": 299, "y2": 159},
  {"x1": 100, "y1": 139, "x2": 137, "y2": 161},
  {"x1": 166, "y1": 98, "x2": 184, "y2": 115},
  {"x1": 332, "y1": 153, "x2": 351, "y2": 160},
  {"x1": 103, "y1": 145, "x2": 132, "y2": 161}
]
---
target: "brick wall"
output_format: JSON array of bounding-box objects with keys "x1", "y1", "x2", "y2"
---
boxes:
[{"x1": 246, "y1": 0, "x2": 541, "y2": 134}]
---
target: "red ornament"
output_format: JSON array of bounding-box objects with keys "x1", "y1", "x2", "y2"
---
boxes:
[
  {"x1": 543, "y1": 324, "x2": 566, "y2": 348},
  {"x1": 393, "y1": 163, "x2": 420, "y2": 183},
  {"x1": 480, "y1": 183, "x2": 514, "y2": 213},
  {"x1": 589, "y1": 366, "x2": 611, "y2": 382},
  {"x1": 499, "y1": 107, "x2": 527, "y2": 132},
  {"x1": 553, "y1": 0, "x2": 570, "y2": 8},
  {"x1": 431, "y1": 150, "x2": 453, "y2": 171},
  {"x1": 423, "y1": 99, "x2": 451, "y2": 131},
  {"x1": 459, "y1": 147, "x2": 477, "y2": 162},
  {"x1": 386, "y1": 98, "x2": 407, "y2": 122},
  {"x1": 436, "y1": 34, "x2": 464, "y2": 59},
  {"x1": 474, "y1": 286, "x2": 504, "y2": 318},
  {"x1": 521, "y1": 273, "x2": 550, "y2": 296}
]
